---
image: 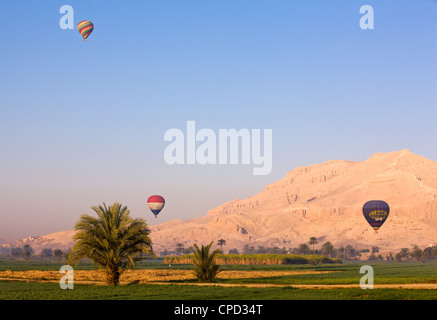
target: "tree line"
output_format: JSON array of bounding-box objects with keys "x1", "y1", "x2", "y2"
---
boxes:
[
  {"x1": 167, "y1": 237, "x2": 437, "y2": 262},
  {"x1": 4, "y1": 238, "x2": 437, "y2": 264},
  {"x1": 0, "y1": 244, "x2": 69, "y2": 261}
]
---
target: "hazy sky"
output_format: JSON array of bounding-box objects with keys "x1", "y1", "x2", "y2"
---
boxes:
[{"x1": 1, "y1": 0, "x2": 436, "y2": 241}]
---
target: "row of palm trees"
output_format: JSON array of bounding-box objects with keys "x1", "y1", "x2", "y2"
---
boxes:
[
  {"x1": 7, "y1": 245, "x2": 65, "y2": 261},
  {"x1": 175, "y1": 239, "x2": 227, "y2": 255},
  {"x1": 177, "y1": 237, "x2": 328, "y2": 256}
]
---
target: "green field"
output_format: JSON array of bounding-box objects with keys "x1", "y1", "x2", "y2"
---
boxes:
[
  {"x1": 2, "y1": 281, "x2": 437, "y2": 300},
  {"x1": 1, "y1": 260, "x2": 437, "y2": 300}
]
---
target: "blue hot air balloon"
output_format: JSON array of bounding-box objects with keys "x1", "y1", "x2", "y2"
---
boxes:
[{"x1": 362, "y1": 200, "x2": 390, "y2": 233}]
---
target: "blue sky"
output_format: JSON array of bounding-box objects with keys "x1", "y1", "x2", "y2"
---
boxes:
[{"x1": 0, "y1": 0, "x2": 436, "y2": 241}]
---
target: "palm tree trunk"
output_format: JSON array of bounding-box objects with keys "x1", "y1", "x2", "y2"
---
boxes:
[{"x1": 106, "y1": 268, "x2": 121, "y2": 285}]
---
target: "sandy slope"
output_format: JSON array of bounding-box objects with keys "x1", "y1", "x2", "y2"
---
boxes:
[{"x1": 149, "y1": 150, "x2": 437, "y2": 253}]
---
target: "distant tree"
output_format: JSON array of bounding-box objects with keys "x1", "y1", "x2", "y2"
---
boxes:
[
  {"x1": 431, "y1": 246, "x2": 437, "y2": 258},
  {"x1": 296, "y1": 244, "x2": 311, "y2": 255},
  {"x1": 270, "y1": 246, "x2": 281, "y2": 254},
  {"x1": 338, "y1": 246, "x2": 353, "y2": 260},
  {"x1": 41, "y1": 249, "x2": 53, "y2": 260},
  {"x1": 346, "y1": 245, "x2": 353, "y2": 258},
  {"x1": 321, "y1": 242, "x2": 334, "y2": 258},
  {"x1": 53, "y1": 249, "x2": 64, "y2": 261},
  {"x1": 190, "y1": 242, "x2": 222, "y2": 282},
  {"x1": 395, "y1": 248, "x2": 411, "y2": 262},
  {"x1": 242, "y1": 245, "x2": 256, "y2": 254},
  {"x1": 228, "y1": 248, "x2": 239, "y2": 254},
  {"x1": 423, "y1": 247, "x2": 432, "y2": 262},
  {"x1": 217, "y1": 239, "x2": 227, "y2": 253},
  {"x1": 400, "y1": 248, "x2": 410, "y2": 260},
  {"x1": 387, "y1": 252, "x2": 394, "y2": 261},
  {"x1": 331, "y1": 248, "x2": 341, "y2": 258},
  {"x1": 368, "y1": 253, "x2": 377, "y2": 261},
  {"x1": 63, "y1": 249, "x2": 71, "y2": 261},
  {"x1": 371, "y1": 246, "x2": 380, "y2": 254},
  {"x1": 340, "y1": 245, "x2": 358, "y2": 260},
  {"x1": 309, "y1": 237, "x2": 318, "y2": 253},
  {"x1": 288, "y1": 247, "x2": 297, "y2": 254},
  {"x1": 346, "y1": 245, "x2": 359, "y2": 259},
  {"x1": 276, "y1": 247, "x2": 288, "y2": 254},
  {"x1": 23, "y1": 245, "x2": 34, "y2": 261},
  {"x1": 176, "y1": 243, "x2": 185, "y2": 255},
  {"x1": 11, "y1": 247, "x2": 23, "y2": 260},
  {"x1": 411, "y1": 245, "x2": 423, "y2": 262},
  {"x1": 256, "y1": 246, "x2": 267, "y2": 254}
]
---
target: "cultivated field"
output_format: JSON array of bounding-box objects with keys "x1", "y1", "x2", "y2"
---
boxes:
[{"x1": 1, "y1": 260, "x2": 437, "y2": 300}]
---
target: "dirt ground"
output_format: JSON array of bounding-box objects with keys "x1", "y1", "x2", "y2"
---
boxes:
[{"x1": 0, "y1": 269, "x2": 331, "y2": 283}]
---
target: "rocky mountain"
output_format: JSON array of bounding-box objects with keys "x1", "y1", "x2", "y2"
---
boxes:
[
  {"x1": 8, "y1": 150, "x2": 437, "y2": 255},
  {"x1": 150, "y1": 150, "x2": 437, "y2": 253},
  {"x1": 1, "y1": 231, "x2": 77, "y2": 255}
]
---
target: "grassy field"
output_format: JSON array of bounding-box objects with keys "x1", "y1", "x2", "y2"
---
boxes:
[
  {"x1": 1, "y1": 260, "x2": 437, "y2": 300},
  {"x1": 2, "y1": 281, "x2": 437, "y2": 300}
]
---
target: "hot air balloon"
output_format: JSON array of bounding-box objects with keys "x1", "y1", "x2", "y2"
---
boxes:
[
  {"x1": 362, "y1": 200, "x2": 390, "y2": 233},
  {"x1": 147, "y1": 195, "x2": 165, "y2": 218},
  {"x1": 77, "y1": 20, "x2": 94, "y2": 41}
]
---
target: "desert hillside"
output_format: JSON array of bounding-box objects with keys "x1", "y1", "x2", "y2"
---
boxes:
[{"x1": 150, "y1": 149, "x2": 437, "y2": 253}]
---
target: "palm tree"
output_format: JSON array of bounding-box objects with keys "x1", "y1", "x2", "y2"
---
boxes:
[
  {"x1": 411, "y1": 245, "x2": 423, "y2": 262},
  {"x1": 53, "y1": 249, "x2": 64, "y2": 261},
  {"x1": 23, "y1": 245, "x2": 34, "y2": 261},
  {"x1": 217, "y1": 239, "x2": 227, "y2": 253},
  {"x1": 400, "y1": 248, "x2": 410, "y2": 260},
  {"x1": 68, "y1": 202, "x2": 155, "y2": 285},
  {"x1": 309, "y1": 237, "x2": 318, "y2": 253},
  {"x1": 11, "y1": 247, "x2": 23, "y2": 260},
  {"x1": 176, "y1": 243, "x2": 185, "y2": 255},
  {"x1": 296, "y1": 244, "x2": 311, "y2": 255},
  {"x1": 321, "y1": 241, "x2": 334, "y2": 258},
  {"x1": 190, "y1": 242, "x2": 222, "y2": 282},
  {"x1": 41, "y1": 248, "x2": 53, "y2": 260}
]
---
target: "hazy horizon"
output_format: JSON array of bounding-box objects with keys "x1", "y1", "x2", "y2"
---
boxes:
[{"x1": 1, "y1": 0, "x2": 436, "y2": 241}]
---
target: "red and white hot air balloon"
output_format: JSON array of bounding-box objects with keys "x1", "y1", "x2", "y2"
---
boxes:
[{"x1": 147, "y1": 195, "x2": 165, "y2": 218}]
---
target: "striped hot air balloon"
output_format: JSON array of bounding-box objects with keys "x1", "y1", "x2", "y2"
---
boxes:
[
  {"x1": 362, "y1": 200, "x2": 390, "y2": 233},
  {"x1": 147, "y1": 195, "x2": 165, "y2": 218},
  {"x1": 77, "y1": 20, "x2": 94, "y2": 41}
]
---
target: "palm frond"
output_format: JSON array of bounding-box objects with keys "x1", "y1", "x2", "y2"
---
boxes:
[{"x1": 190, "y1": 241, "x2": 222, "y2": 282}]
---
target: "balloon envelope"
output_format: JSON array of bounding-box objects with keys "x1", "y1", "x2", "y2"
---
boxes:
[
  {"x1": 77, "y1": 20, "x2": 94, "y2": 41},
  {"x1": 362, "y1": 200, "x2": 390, "y2": 232},
  {"x1": 147, "y1": 195, "x2": 165, "y2": 218}
]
